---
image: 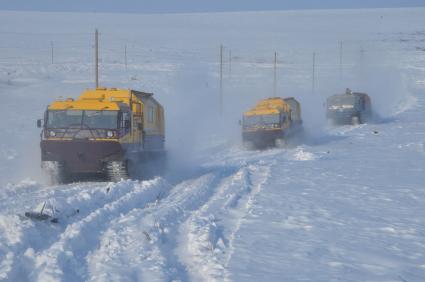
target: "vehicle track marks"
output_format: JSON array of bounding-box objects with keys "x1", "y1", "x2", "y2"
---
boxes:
[
  {"x1": 87, "y1": 167, "x2": 239, "y2": 281},
  {"x1": 4, "y1": 178, "x2": 169, "y2": 281},
  {"x1": 177, "y1": 164, "x2": 271, "y2": 282},
  {"x1": 0, "y1": 179, "x2": 167, "y2": 280}
]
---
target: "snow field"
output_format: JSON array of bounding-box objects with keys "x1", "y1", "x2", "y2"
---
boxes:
[
  {"x1": 226, "y1": 115, "x2": 425, "y2": 281},
  {"x1": 0, "y1": 7, "x2": 425, "y2": 282}
]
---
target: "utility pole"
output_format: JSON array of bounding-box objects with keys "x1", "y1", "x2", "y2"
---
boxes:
[
  {"x1": 312, "y1": 52, "x2": 316, "y2": 94},
  {"x1": 219, "y1": 44, "x2": 223, "y2": 115},
  {"x1": 50, "y1": 41, "x2": 54, "y2": 64},
  {"x1": 125, "y1": 44, "x2": 128, "y2": 71},
  {"x1": 95, "y1": 29, "x2": 99, "y2": 88},
  {"x1": 229, "y1": 49, "x2": 232, "y2": 79},
  {"x1": 273, "y1": 51, "x2": 277, "y2": 96},
  {"x1": 360, "y1": 46, "x2": 365, "y2": 61},
  {"x1": 339, "y1": 41, "x2": 343, "y2": 79}
]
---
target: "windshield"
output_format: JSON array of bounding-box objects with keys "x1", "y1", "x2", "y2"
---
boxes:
[
  {"x1": 47, "y1": 110, "x2": 118, "y2": 129},
  {"x1": 328, "y1": 95, "x2": 356, "y2": 107},
  {"x1": 83, "y1": 110, "x2": 118, "y2": 129},
  {"x1": 243, "y1": 114, "x2": 280, "y2": 127}
]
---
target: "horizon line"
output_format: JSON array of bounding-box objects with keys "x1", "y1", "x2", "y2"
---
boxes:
[{"x1": 0, "y1": 5, "x2": 424, "y2": 16}]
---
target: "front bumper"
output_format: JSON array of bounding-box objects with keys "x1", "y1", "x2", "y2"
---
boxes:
[
  {"x1": 242, "y1": 129, "x2": 283, "y2": 146},
  {"x1": 41, "y1": 140, "x2": 124, "y2": 173},
  {"x1": 327, "y1": 110, "x2": 359, "y2": 125}
]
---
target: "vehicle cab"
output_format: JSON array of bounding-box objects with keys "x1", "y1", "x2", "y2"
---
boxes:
[{"x1": 326, "y1": 88, "x2": 372, "y2": 125}]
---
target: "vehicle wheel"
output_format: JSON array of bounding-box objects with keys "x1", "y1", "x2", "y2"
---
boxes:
[
  {"x1": 359, "y1": 114, "x2": 365, "y2": 124},
  {"x1": 352, "y1": 116, "x2": 360, "y2": 125},
  {"x1": 42, "y1": 161, "x2": 68, "y2": 185},
  {"x1": 275, "y1": 138, "x2": 286, "y2": 148},
  {"x1": 150, "y1": 153, "x2": 167, "y2": 177},
  {"x1": 243, "y1": 141, "x2": 255, "y2": 150},
  {"x1": 105, "y1": 160, "x2": 129, "y2": 182}
]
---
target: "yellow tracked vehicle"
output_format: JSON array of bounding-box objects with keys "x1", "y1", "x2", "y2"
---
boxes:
[
  {"x1": 37, "y1": 88, "x2": 165, "y2": 183},
  {"x1": 242, "y1": 97, "x2": 302, "y2": 148}
]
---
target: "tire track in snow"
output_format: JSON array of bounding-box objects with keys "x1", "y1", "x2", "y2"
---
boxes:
[
  {"x1": 86, "y1": 168, "x2": 239, "y2": 281},
  {"x1": 0, "y1": 180, "x2": 148, "y2": 281},
  {"x1": 3, "y1": 178, "x2": 169, "y2": 281},
  {"x1": 176, "y1": 164, "x2": 271, "y2": 282}
]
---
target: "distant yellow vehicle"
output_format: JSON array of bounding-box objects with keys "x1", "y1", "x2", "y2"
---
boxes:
[
  {"x1": 37, "y1": 88, "x2": 165, "y2": 183},
  {"x1": 241, "y1": 97, "x2": 302, "y2": 148}
]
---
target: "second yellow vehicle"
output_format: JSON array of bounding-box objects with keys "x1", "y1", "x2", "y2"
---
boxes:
[{"x1": 241, "y1": 97, "x2": 302, "y2": 148}]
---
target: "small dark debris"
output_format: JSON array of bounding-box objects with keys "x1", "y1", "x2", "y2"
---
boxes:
[
  {"x1": 66, "y1": 209, "x2": 80, "y2": 218},
  {"x1": 25, "y1": 211, "x2": 50, "y2": 221},
  {"x1": 25, "y1": 212, "x2": 58, "y2": 223},
  {"x1": 373, "y1": 131, "x2": 379, "y2": 135},
  {"x1": 143, "y1": 231, "x2": 152, "y2": 241}
]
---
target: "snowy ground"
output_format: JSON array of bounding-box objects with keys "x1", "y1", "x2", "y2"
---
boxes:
[{"x1": 1, "y1": 7, "x2": 425, "y2": 282}]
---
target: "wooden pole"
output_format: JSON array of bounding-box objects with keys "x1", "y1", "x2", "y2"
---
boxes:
[
  {"x1": 273, "y1": 51, "x2": 277, "y2": 96},
  {"x1": 229, "y1": 49, "x2": 232, "y2": 79},
  {"x1": 50, "y1": 41, "x2": 54, "y2": 64},
  {"x1": 125, "y1": 44, "x2": 128, "y2": 71},
  {"x1": 95, "y1": 29, "x2": 99, "y2": 88},
  {"x1": 339, "y1": 41, "x2": 343, "y2": 79},
  {"x1": 220, "y1": 44, "x2": 223, "y2": 115},
  {"x1": 312, "y1": 52, "x2": 316, "y2": 94}
]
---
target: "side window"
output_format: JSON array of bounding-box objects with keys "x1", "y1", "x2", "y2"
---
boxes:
[
  {"x1": 281, "y1": 113, "x2": 286, "y2": 123},
  {"x1": 121, "y1": 112, "x2": 131, "y2": 133},
  {"x1": 135, "y1": 103, "x2": 141, "y2": 114},
  {"x1": 148, "y1": 106, "x2": 154, "y2": 123}
]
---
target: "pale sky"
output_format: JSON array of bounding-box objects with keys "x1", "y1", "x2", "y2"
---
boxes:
[{"x1": 0, "y1": 0, "x2": 424, "y2": 13}]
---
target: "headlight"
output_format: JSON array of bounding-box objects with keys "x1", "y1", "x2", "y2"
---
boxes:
[
  {"x1": 49, "y1": 131, "x2": 56, "y2": 137},
  {"x1": 106, "y1": 131, "x2": 114, "y2": 138}
]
